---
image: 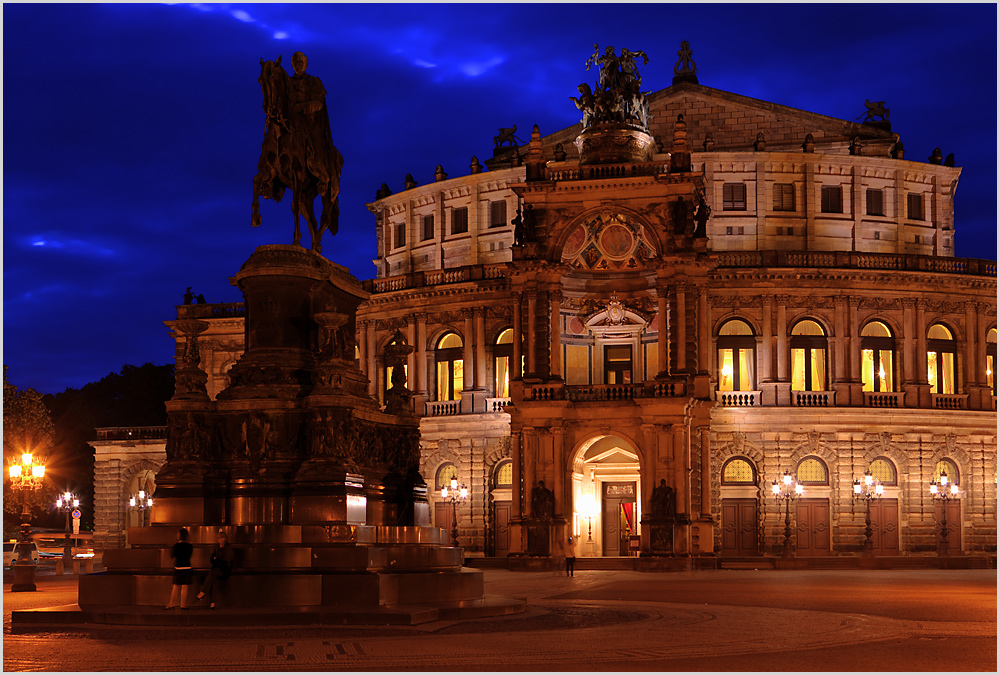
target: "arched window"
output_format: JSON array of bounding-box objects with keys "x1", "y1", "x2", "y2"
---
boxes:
[
  {"x1": 717, "y1": 319, "x2": 756, "y2": 392},
  {"x1": 494, "y1": 329, "x2": 513, "y2": 398},
  {"x1": 927, "y1": 324, "x2": 956, "y2": 394},
  {"x1": 987, "y1": 328, "x2": 996, "y2": 396},
  {"x1": 869, "y1": 457, "x2": 897, "y2": 485},
  {"x1": 721, "y1": 457, "x2": 757, "y2": 485},
  {"x1": 861, "y1": 321, "x2": 895, "y2": 392},
  {"x1": 493, "y1": 459, "x2": 513, "y2": 488},
  {"x1": 934, "y1": 458, "x2": 960, "y2": 485},
  {"x1": 435, "y1": 462, "x2": 459, "y2": 490},
  {"x1": 435, "y1": 332, "x2": 464, "y2": 401},
  {"x1": 796, "y1": 457, "x2": 829, "y2": 485},
  {"x1": 791, "y1": 320, "x2": 827, "y2": 392}
]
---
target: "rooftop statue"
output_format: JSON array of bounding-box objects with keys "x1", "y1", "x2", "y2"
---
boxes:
[
  {"x1": 252, "y1": 52, "x2": 344, "y2": 254},
  {"x1": 858, "y1": 99, "x2": 890, "y2": 123},
  {"x1": 578, "y1": 43, "x2": 650, "y2": 131}
]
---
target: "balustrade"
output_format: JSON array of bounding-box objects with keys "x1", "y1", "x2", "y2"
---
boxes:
[
  {"x1": 95, "y1": 426, "x2": 167, "y2": 441},
  {"x1": 484, "y1": 397, "x2": 511, "y2": 413},
  {"x1": 716, "y1": 391, "x2": 760, "y2": 406},
  {"x1": 424, "y1": 400, "x2": 461, "y2": 416},
  {"x1": 931, "y1": 393, "x2": 968, "y2": 410},
  {"x1": 566, "y1": 384, "x2": 641, "y2": 402},
  {"x1": 792, "y1": 391, "x2": 834, "y2": 407},
  {"x1": 715, "y1": 250, "x2": 995, "y2": 277},
  {"x1": 864, "y1": 392, "x2": 903, "y2": 408}
]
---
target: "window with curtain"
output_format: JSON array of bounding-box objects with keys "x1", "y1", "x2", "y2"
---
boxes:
[
  {"x1": 717, "y1": 319, "x2": 756, "y2": 391},
  {"x1": 494, "y1": 460, "x2": 512, "y2": 488},
  {"x1": 494, "y1": 328, "x2": 513, "y2": 397},
  {"x1": 987, "y1": 328, "x2": 996, "y2": 396},
  {"x1": 435, "y1": 332, "x2": 464, "y2": 401},
  {"x1": 927, "y1": 323, "x2": 956, "y2": 394},
  {"x1": 861, "y1": 320, "x2": 895, "y2": 392},
  {"x1": 435, "y1": 463, "x2": 458, "y2": 490},
  {"x1": 791, "y1": 319, "x2": 827, "y2": 392}
]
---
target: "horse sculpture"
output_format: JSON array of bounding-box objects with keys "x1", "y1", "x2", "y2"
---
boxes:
[{"x1": 252, "y1": 56, "x2": 343, "y2": 253}]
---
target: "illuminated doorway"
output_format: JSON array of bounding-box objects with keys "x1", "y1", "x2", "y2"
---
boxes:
[{"x1": 572, "y1": 434, "x2": 641, "y2": 557}]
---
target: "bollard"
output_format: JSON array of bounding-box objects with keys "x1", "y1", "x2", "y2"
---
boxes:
[{"x1": 55, "y1": 559, "x2": 64, "y2": 575}]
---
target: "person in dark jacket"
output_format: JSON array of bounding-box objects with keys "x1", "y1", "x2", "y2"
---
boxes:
[
  {"x1": 166, "y1": 528, "x2": 193, "y2": 609},
  {"x1": 196, "y1": 529, "x2": 234, "y2": 609}
]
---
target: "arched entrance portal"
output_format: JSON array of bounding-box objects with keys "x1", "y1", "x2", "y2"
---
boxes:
[{"x1": 572, "y1": 435, "x2": 641, "y2": 557}]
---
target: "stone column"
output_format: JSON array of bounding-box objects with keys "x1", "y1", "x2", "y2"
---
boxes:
[
  {"x1": 416, "y1": 313, "x2": 428, "y2": 397},
  {"x1": 550, "y1": 290, "x2": 563, "y2": 380},
  {"x1": 761, "y1": 294, "x2": 774, "y2": 380},
  {"x1": 366, "y1": 322, "x2": 377, "y2": 397},
  {"x1": 462, "y1": 309, "x2": 475, "y2": 413},
  {"x1": 357, "y1": 320, "x2": 368, "y2": 379},
  {"x1": 964, "y1": 301, "x2": 978, "y2": 390},
  {"x1": 511, "y1": 430, "x2": 522, "y2": 518},
  {"x1": 406, "y1": 317, "x2": 417, "y2": 395},
  {"x1": 553, "y1": 426, "x2": 565, "y2": 517},
  {"x1": 657, "y1": 284, "x2": 669, "y2": 377},
  {"x1": 523, "y1": 428, "x2": 536, "y2": 516},
  {"x1": 700, "y1": 426, "x2": 712, "y2": 519},
  {"x1": 775, "y1": 297, "x2": 789, "y2": 380},
  {"x1": 475, "y1": 308, "x2": 487, "y2": 389},
  {"x1": 672, "y1": 424, "x2": 688, "y2": 515},
  {"x1": 915, "y1": 300, "x2": 927, "y2": 383},
  {"x1": 833, "y1": 297, "x2": 847, "y2": 382},
  {"x1": 526, "y1": 290, "x2": 538, "y2": 377},
  {"x1": 848, "y1": 298, "x2": 861, "y2": 385},
  {"x1": 697, "y1": 285, "x2": 710, "y2": 374},
  {"x1": 512, "y1": 293, "x2": 523, "y2": 380},
  {"x1": 675, "y1": 286, "x2": 687, "y2": 373}
]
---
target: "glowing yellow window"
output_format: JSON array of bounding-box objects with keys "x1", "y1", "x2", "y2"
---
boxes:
[
  {"x1": 791, "y1": 320, "x2": 827, "y2": 392},
  {"x1": 861, "y1": 321, "x2": 894, "y2": 392},
  {"x1": 436, "y1": 332, "x2": 464, "y2": 401},
  {"x1": 494, "y1": 329, "x2": 513, "y2": 397},
  {"x1": 927, "y1": 324, "x2": 955, "y2": 394}
]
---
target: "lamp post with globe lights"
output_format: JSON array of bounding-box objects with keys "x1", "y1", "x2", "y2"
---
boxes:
[
  {"x1": 852, "y1": 470, "x2": 883, "y2": 555},
  {"x1": 440, "y1": 478, "x2": 467, "y2": 547},
  {"x1": 7, "y1": 451, "x2": 46, "y2": 591},
  {"x1": 55, "y1": 491, "x2": 80, "y2": 565},
  {"x1": 929, "y1": 471, "x2": 960, "y2": 556},
  {"x1": 771, "y1": 470, "x2": 803, "y2": 558}
]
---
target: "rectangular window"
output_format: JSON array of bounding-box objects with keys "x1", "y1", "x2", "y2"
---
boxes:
[
  {"x1": 452, "y1": 207, "x2": 468, "y2": 234},
  {"x1": 604, "y1": 344, "x2": 632, "y2": 385},
  {"x1": 907, "y1": 193, "x2": 923, "y2": 220},
  {"x1": 394, "y1": 221, "x2": 406, "y2": 248},
  {"x1": 421, "y1": 215, "x2": 434, "y2": 241},
  {"x1": 722, "y1": 183, "x2": 747, "y2": 211},
  {"x1": 773, "y1": 184, "x2": 795, "y2": 211},
  {"x1": 495, "y1": 355, "x2": 510, "y2": 398},
  {"x1": 866, "y1": 188, "x2": 884, "y2": 216},
  {"x1": 820, "y1": 186, "x2": 842, "y2": 213},
  {"x1": 489, "y1": 200, "x2": 507, "y2": 228}
]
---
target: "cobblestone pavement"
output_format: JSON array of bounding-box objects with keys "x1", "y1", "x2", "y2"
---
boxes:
[{"x1": 3, "y1": 568, "x2": 996, "y2": 671}]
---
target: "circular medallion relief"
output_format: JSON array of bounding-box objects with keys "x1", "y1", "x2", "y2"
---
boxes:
[
  {"x1": 600, "y1": 223, "x2": 634, "y2": 259},
  {"x1": 563, "y1": 225, "x2": 587, "y2": 258}
]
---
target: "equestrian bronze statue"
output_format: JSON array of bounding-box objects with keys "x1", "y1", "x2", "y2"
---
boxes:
[{"x1": 252, "y1": 52, "x2": 343, "y2": 253}]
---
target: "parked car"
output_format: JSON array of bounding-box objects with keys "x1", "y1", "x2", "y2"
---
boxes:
[{"x1": 3, "y1": 541, "x2": 40, "y2": 568}]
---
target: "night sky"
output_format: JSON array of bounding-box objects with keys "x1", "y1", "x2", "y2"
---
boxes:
[{"x1": 4, "y1": 4, "x2": 997, "y2": 395}]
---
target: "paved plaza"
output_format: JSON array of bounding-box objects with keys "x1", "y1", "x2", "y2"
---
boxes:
[{"x1": 3, "y1": 567, "x2": 996, "y2": 671}]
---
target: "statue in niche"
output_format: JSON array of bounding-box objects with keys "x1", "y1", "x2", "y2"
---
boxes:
[
  {"x1": 531, "y1": 480, "x2": 555, "y2": 520},
  {"x1": 252, "y1": 52, "x2": 344, "y2": 253},
  {"x1": 650, "y1": 479, "x2": 676, "y2": 518},
  {"x1": 693, "y1": 190, "x2": 711, "y2": 238}
]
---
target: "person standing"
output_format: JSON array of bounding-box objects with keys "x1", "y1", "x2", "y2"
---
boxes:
[
  {"x1": 166, "y1": 527, "x2": 193, "y2": 610},
  {"x1": 196, "y1": 530, "x2": 234, "y2": 609},
  {"x1": 566, "y1": 536, "x2": 577, "y2": 577}
]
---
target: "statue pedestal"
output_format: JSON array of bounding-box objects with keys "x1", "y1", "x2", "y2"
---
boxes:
[{"x1": 574, "y1": 123, "x2": 655, "y2": 165}]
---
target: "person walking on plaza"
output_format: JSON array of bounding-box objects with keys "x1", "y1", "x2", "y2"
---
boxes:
[
  {"x1": 166, "y1": 527, "x2": 193, "y2": 609},
  {"x1": 196, "y1": 529, "x2": 234, "y2": 609},
  {"x1": 566, "y1": 536, "x2": 577, "y2": 577}
]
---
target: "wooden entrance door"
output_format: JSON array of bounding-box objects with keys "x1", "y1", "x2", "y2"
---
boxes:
[
  {"x1": 435, "y1": 502, "x2": 452, "y2": 534},
  {"x1": 721, "y1": 498, "x2": 758, "y2": 556},
  {"x1": 493, "y1": 500, "x2": 511, "y2": 557},
  {"x1": 602, "y1": 482, "x2": 636, "y2": 556},
  {"x1": 869, "y1": 498, "x2": 899, "y2": 555},
  {"x1": 934, "y1": 500, "x2": 962, "y2": 553},
  {"x1": 795, "y1": 499, "x2": 831, "y2": 556}
]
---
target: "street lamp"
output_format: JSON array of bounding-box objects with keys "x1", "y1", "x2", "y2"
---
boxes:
[
  {"x1": 771, "y1": 470, "x2": 803, "y2": 558},
  {"x1": 852, "y1": 470, "x2": 884, "y2": 555},
  {"x1": 578, "y1": 493, "x2": 598, "y2": 543},
  {"x1": 55, "y1": 491, "x2": 81, "y2": 565},
  {"x1": 7, "y1": 451, "x2": 46, "y2": 592},
  {"x1": 929, "y1": 471, "x2": 960, "y2": 556},
  {"x1": 440, "y1": 478, "x2": 468, "y2": 547}
]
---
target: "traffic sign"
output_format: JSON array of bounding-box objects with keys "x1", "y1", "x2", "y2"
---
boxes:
[{"x1": 71, "y1": 509, "x2": 82, "y2": 519}]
